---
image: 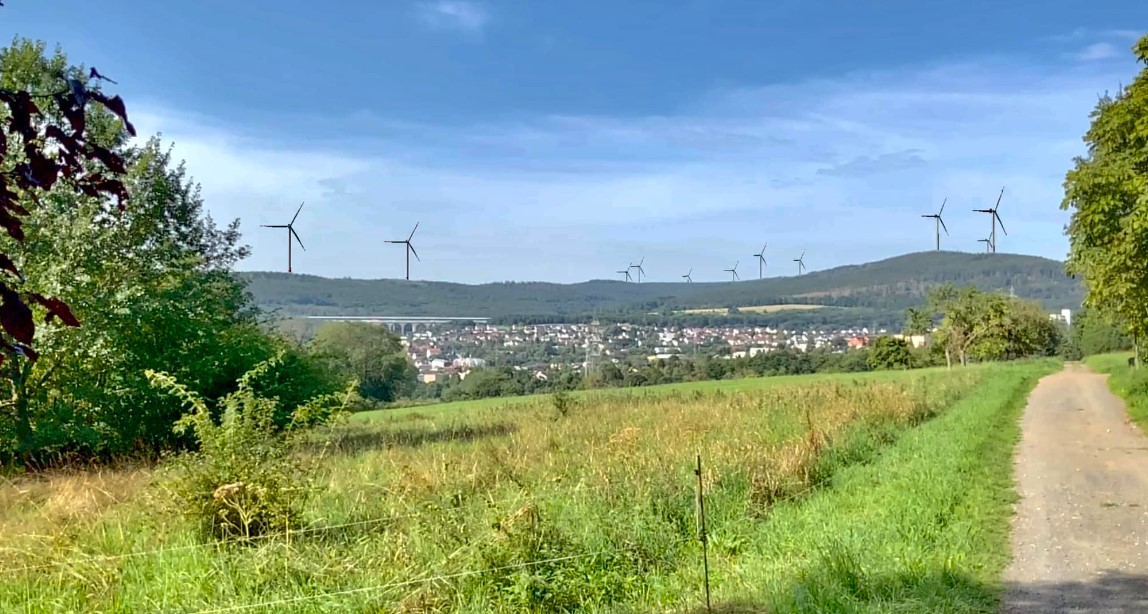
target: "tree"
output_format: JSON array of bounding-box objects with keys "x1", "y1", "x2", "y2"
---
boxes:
[
  {"x1": 1070, "y1": 306, "x2": 1132, "y2": 357},
  {"x1": 1062, "y1": 34, "x2": 1148, "y2": 365},
  {"x1": 903, "y1": 307, "x2": 932, "y2": 337},
  {"x1": 926, "y1": 284, "x2": 1060, "y2": 368},
  {"x1": 309, "y1": 322, "x2": 417, "y2": 403},
  {"x1": 0, "y1": 40, "x2": 342, "y2": 463},
  {"x1": 0, "y1": 35, "x2": 135, "y2": 362},
  {"x1": 868, "y1": 336, "x2": 912, "y2": 370}
]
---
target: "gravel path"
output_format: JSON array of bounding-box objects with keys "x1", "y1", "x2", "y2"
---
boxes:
[{"x1": 1003, "y1": 363, "x2": 1148, "y2": 613}]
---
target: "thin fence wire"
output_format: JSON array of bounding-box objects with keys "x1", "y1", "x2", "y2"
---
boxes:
[{"x1": 0, "y1": 477, "x2": 704, "y2": 575}]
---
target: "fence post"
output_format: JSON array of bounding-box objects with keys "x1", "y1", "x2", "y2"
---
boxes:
[{"x1": 695, "y1": 453, "x2": 712, "y2": 611}]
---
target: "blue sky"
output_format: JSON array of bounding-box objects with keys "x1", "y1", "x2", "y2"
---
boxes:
[{"x1": 4, "y1": 1, "x2": 1146, "y2": 282}]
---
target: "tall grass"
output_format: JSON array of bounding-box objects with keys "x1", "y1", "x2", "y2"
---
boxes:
[{"x1": 0, "y1": 362, "x2": 1054, "y2": 612}]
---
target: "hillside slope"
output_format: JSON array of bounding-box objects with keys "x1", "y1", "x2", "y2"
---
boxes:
[{"x1": 242, "y1": 251, "x2": 1081, "y2": 321}]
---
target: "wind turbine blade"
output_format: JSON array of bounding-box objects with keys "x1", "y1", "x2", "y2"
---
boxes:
[
  {"x1": 290, "y1": 227, "x2": 306, "y2": 251},
  {"x1": 938, "y1": 197, "x2": 947, "y2": 216},
  {"x1": 290, "y1": 202, "x2": 305, "y2": 225},
  {"x1": 939, "y1": 217, "x2": 949, "y2": 235},
  {"x1": 261, "y1": 224, "x2": 288, "y2": 228},
  {"x1": 995, "y1": 212, "x2": 1007, "y2": 236},
  {"x1": 408, "y1": 222, "x2": 420, "y2": 242},
  {"x1": 409, "y1": 243, "x2": 421, "y2": 261},
  {"x1": 994, "y1": 187, "x2": 1004, "y2": 210}
]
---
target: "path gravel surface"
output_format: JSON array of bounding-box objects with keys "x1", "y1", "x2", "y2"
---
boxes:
[{"x1": 1003, "y1": 363, "x2": 1148, "y2": 613}]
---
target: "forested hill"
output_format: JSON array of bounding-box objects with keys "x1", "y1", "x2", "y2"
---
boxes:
[{"x1": 241, "y1": 251, "x2": 1081, "y2": 323}]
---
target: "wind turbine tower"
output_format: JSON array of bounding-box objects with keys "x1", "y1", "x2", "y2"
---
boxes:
[
  {"x1": 753, "y1": 243, "x2": 767, "y2": 279},
  {"x1": 385, "y1": 222, "x2": 421, "y2": 281},
  {"x1": 724, "y1": 261, "x2": 740, "y2": 282},
  {"x1": 629, "y1": 258, "x2": 646, "y2": 283},
  {"x1": 260, "y1": 202, "x2": 306, "y2": 273},
  {"x1": 921, "y1": 198, "x2": 949, "y2": 251},
  {"x1": 973, "y1": 187, "x2": 1007, "y2": 253}
]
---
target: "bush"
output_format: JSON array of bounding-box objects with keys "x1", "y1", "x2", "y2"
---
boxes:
[{"x1": 147, "y1": 355, "x2": 354, "y2": 541}]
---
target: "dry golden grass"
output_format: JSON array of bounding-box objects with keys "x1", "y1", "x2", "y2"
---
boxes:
[{"x1": 0, "y1": 368, "x2": 984, "y2": 612}]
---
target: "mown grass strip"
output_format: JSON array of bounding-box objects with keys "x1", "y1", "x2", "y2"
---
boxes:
[{"x1": 696, "y1": 359, "x2": 1059, "y2": 613}]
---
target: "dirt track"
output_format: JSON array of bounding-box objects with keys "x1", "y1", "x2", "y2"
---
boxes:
[{"x1": 1003, "y1": 363, "x2": 1148, "y2": 613}]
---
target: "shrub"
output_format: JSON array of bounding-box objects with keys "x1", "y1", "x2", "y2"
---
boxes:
[{"x1": 146, "y1": 354, "x2": 354, "y2": 541}]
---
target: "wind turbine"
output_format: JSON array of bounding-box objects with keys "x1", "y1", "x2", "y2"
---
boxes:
[
  {"x1": 260, "y1": 202, "x2": 306, "y2": 273},
  {"x1": 385, "y1": 222, "x2": 421, "y2": 281},
  {"x1": 629, "y1": 258, "x2": 646, "y2": 283},
  {"x1": 753, "y1": 243, "x2": 767, "y2": 279},
  {"x1": 794, "y1": 250, "x2": 807, "y2": 275},
  {"x1": 977, "y1": 237, "x2": 993, "y2": 253},
  {"x1": 973, "y1": 187, "x2": 1007, "y2": 253},
  {"x1": 682, "y1": 268, "x2": 693, "y2": 283},
  {"x1": 921, "y1": 198, "x2": 949, "y2": 251},
  {"x1": 617, "y1": 268, "x2": 633, "y2": 282},
  {"x1": 724, "y1": 261, "x2": 740, "y2": 282}
]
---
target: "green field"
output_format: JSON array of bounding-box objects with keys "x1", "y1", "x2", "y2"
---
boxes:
[
  {"x1": 677, "y1": 304, "x2": 826, "y2": 316},
  {"x1": 0, "y1": 360, "x2": 1058, "y2": 612}
]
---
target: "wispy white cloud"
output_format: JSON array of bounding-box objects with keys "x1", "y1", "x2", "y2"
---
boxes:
[
  {"x1": 1044, "y1": 27, "x2": 1144, "y2": 43},
  {"x1": 1071, "y1": 42, "x2": 1119, "y2": 62},
  {"x1": 415, "y1": 0, "x2": 490, "y2": 35},
  {"x1": 130, "y1": 52, "x2": 1134, "y2": 283}
]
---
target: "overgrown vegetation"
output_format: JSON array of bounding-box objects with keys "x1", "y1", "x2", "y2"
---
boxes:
[
  {"x1": 147, "y1": 356, "x2": 353, "y2": 540},
  {"x1": 0, "y1": 363, "x2": 1055, "y2": 611}
]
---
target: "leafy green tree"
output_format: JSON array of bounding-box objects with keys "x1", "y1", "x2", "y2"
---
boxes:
[
  {"x1": 903, "y1": 307, "x2": 932, "y2": 336},
  {"x1": 0, "y1": 36, "x2": 135, "y2": 365},
  {"x1": 868, "y1": 336, "x2": 912, "y2": 370},
  {"x1": 0, "y1": 40, "x2": 339, "y2": 463},
  {"x1": 1071, "y1": 306, "x2": 1132, "y2": 357},
  {"x1": 309, "y1": 322, "x2": 417, "y2": 403},
  {"x1": 1062, "y1": 34, "x2": 1148, "y2": 365}
]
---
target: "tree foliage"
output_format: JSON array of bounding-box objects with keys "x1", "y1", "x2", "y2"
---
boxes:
[
  {"x1": 309, "y1": 322, "x2": 417, "y2": 403},
  {"x1": 1062, "y1": 34, "x2": 1148, "y2": 355},
  {"x1": 0, "y1": 36, "x2": 135, "y2": 360},
  {"x1": 926, "y1": 284, "x2": 1061, "y2": 368},
  {"x1": 0, "y1": 40, "x2": 337, "y2": 464},
  {"x1": 868, "y1": 336, "x2": 912, "y2": 370}
]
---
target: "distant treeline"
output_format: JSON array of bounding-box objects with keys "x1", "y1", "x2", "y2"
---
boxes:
[{"x1": 242, "y1": 251, "x2": 1082, "y2": 323}]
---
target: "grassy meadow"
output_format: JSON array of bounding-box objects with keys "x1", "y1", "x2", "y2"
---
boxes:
[
  {"x1": 0, "y1": 360, "x2": 1058, "y2": 613},
  {"x1": 677, "y1": 304, "x2": 825, "y2": 316}
]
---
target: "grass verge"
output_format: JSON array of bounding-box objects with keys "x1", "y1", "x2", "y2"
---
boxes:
[{"x1": 697, "y1": 358, "x2": 1059, "y2": 613}]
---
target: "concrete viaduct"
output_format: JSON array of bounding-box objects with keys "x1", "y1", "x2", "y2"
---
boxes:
[{"x1": 304, "y1": 315, "x2": 491, "y2": 334}]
